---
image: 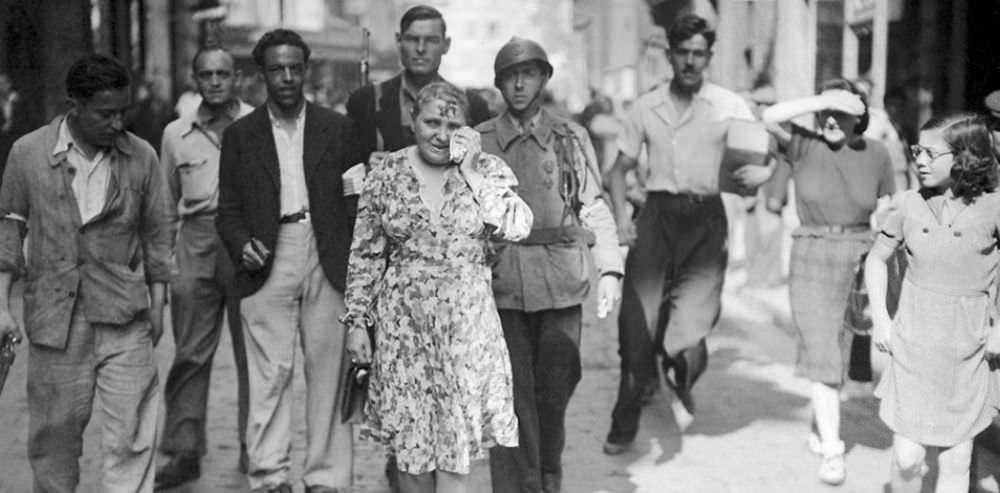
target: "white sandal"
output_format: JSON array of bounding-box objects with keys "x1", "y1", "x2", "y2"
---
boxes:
[{"x1": 818, "y1": 440, "x2": 846, "y2": 486}]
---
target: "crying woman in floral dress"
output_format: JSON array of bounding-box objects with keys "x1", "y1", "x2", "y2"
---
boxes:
[{"x1": 342, "y1": 81, "x2": 532, "y2": 493}]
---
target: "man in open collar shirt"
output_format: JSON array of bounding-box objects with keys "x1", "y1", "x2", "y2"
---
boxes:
[
  {"x1": 216, "y1": 29, "x2": 359, "y2": 493},
  {"x1": 155, "y1": 46, "x2": 255, "y2": 488},
  {"x1": 0, "y1": 53, "x2": 171, "y2": 493},
  {"x1": 602, "y1": 15, "x2": 773, "y2": 455}
]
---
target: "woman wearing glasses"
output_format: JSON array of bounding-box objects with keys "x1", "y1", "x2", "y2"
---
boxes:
[
  {"x1": 865, "y1": 113, "x2": 1000, "y2": 493},
  {"x1": 762, "y1": 78, "x2": 896, "y2": 486}
]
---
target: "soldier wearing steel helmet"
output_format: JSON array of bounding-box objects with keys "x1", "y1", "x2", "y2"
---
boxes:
[{"x1": 477, "y1": 37, "x2": 623, "y2": 493}]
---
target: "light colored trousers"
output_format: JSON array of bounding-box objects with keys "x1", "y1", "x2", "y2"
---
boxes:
[
  {"x1": 27, "y1": 312, "x2": 159, "y2": 493},
  {"x1": 240, "y1": 222, "x2": 352, "y2": 490}
]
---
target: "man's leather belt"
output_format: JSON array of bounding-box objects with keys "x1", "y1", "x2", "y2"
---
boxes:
[
  {"x1": 279, "y1": 210, "x2": 310, "y2": 224},
  {"x1": 521, "y1": 226, "x2": 596, "y2": 246}
]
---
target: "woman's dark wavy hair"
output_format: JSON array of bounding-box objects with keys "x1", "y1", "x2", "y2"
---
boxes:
[
  {"x1": 922, "y1": 112, "x2": 999, "y2": 203},
  {"x1": 819, "y1": 78, "x2": 869, "y2": 134}
]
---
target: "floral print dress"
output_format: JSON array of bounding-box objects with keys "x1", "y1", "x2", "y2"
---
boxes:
[{"x1": 341, "y1": 148, "x2": 532, "y2": 474}]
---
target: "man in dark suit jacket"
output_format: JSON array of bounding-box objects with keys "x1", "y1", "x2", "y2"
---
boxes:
[
  {"x1": 216, "y1": 29, "x2": 358, "y2": 493},
  {"x1": 346, "y1": 4, "x2": 491, "y2": 170}
]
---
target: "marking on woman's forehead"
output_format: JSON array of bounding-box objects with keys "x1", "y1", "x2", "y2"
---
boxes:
[{"x1": 431, "y1": 99, "x2": 460, "y2": 118}]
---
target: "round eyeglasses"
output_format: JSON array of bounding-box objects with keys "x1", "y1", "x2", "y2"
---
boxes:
[{"x1": 909, "y1": 145, "x2": 953, "y2": 161}]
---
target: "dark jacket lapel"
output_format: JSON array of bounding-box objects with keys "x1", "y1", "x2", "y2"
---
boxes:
[
  {"x1": 247, "y1": 105, "x2": 280, "y2": 192},
  {"x1": 376, "y1": 75, "x2": 403, "y2": 150},
  {"x1": 303, "y1": 103, "x2": 332, "y2": 183}
]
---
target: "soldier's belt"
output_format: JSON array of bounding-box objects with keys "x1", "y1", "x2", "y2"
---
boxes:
[{"x1": 521, "y1": 226, "x2": 596, "y2": 246}]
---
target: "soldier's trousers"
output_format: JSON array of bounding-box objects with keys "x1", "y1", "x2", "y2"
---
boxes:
[
  {"x1": 490, "y1": 306, "x2": 582, "y2": 493},
  {"x1": 161, "y1": 214, "x2": 248, "y2": 457}
]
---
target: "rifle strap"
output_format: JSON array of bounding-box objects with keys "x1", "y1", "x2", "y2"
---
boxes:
[{"x1": 373, "y1": 82, "x2": 385, "y2": 152}]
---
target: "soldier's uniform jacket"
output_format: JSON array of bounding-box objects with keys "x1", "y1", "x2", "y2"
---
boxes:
[{"x1": 478, "y1": 108, "x2": 622, "y2": 312}]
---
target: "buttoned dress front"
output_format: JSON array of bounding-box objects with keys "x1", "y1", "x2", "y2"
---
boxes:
[{"x1": 875, "y1": 190, "x2": 1000, "y2": 446}]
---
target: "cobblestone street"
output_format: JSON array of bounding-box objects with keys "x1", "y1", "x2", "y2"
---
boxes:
[{"x1": 2, "y1": 266, "x2": 998, "y2": 492}]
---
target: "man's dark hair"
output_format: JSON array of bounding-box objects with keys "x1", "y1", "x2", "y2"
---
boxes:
[
  {"x1": 252, "y1": 29, "x2": 311, "y2": 68},
  {"x1": 400, "y1": 5, "x2": 447, "y2": 36},
  {"x1": 191, "y1": 46, "x2": 235, "y2": 74},
  {"x1": 65, "y1": 54, "x2": 131, "y2": 101},
  {"x1": 667, "y1": 14, "x2": 715, "y2": 50}
]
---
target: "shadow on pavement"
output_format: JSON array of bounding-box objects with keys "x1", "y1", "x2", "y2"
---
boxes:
[{"x1": 683, "y1": 346, "x2": 809, "y2": 439}]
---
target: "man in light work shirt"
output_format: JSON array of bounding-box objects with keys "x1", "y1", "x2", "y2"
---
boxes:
[
  {"x1": 0, "y1": 53, "x2": 171, "y2": 492},
  {"x1": 155, "y1": 46, "x2": 255, "y2": 488},
  {"x1": 602, "y1": 14, "x2": 773, "y2": 454}
]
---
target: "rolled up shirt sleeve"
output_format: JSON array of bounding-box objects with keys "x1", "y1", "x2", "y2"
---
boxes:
[
  {"x1": 0, "y1": 141, "x2": 29, "y2": 274},
  {"x1": 616, "y1": 104, "x2": 644, "y2": 160},
  {"x1": 158, "y1": 125, "x2": 182, "y2": 244}
]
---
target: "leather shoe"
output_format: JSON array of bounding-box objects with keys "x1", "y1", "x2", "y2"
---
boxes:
[
  {"x1": 541, "y1": 472, "x2": 561, "y2": 493},
  {"x1": 602, "y1": 440, "x2": 632, "y2": 455},
  {"x1": 238, "y1": 442, "x2": 249, "y2": 474},
  {"x1": 154, "y1": 453, "x2": 200, "y2": 489},
  {"x1": 267, "y1": 485, "x2": 293, "y2": 493},
  {"x1": 305, "y1": 486, "x2": 340, "y2": 493},
  {"x1": 386, "y1": 455, "x2": 400, "y2": 491}
]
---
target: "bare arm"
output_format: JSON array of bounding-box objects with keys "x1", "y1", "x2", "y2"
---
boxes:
[
  {"x1": 0, "y1": 271, "x2": 20, "y2": 344},
  {"x1": 606, "y1": 151, "x2": 639, "y2": 246},
  {"x1": 865, "y1": 241, "x2": 896, "y2": 353},
  {"x1": 760, "y1": 96, "x2": 827, "y2": 148}
]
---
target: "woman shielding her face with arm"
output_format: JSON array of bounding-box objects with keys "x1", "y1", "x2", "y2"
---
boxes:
[{"x1": 761, "y1": 78, "x2": 896, "y2": 486}]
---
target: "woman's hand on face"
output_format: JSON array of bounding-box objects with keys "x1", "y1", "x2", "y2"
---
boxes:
[
  {"x1": 820, "y1": 89, "x2": 865, "y2": 116},
  {"x1": 452, "y1": 127, "x2": 482, "y2": 169},
  {"x1": 346, "y1": 327, "x2": 372, "y2": 365},
  {"x1": 452, "y1": 126, "x2": 485, "y2": 188}
]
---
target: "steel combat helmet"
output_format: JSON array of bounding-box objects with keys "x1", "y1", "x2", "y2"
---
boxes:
[{"x1": 493, "y1": 37, "x2": 553, "y2": 87}]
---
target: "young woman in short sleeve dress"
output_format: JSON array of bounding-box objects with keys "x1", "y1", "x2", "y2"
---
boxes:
[{"x1": 866, "y1": 113, "x2": 1000, "y2": 493}]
